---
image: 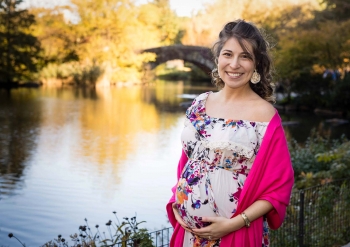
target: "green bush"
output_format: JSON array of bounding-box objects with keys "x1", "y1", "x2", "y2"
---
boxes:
[
  {"x1": 39, "y1": 62, "x2": 105, "y2": 86},
  {"x1": 289, "y1": 131, "x2": 350, "y2": 189}
]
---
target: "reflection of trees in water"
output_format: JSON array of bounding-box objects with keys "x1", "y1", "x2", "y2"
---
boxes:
[
  {"x1": 280, "y1": 112, "x2": 349, "y2": 143},
  {"x1": 0, "y1": 89, "x2": 41, "y2": 196},
  {"x1": 72, "y1": 86, "x2": 98, "y2": 100},
  {"x1": 140, "y1": 80, "x2": 215, "y2": 113},
  {"x1": 42, "y1": 86, "x2": 99, "y2": 100},
  {"x1": 76, "y1": 82, "x2": 215, "y2": 175},
  {"x1": 79, "y1": 84, "x2": 183, "y2": 168},
  {"x1": 140, "y1": 80, "x2": 184, "y2": 113}
]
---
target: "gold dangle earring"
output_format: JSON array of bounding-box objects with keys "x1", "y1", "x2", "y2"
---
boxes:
[
  {"x1": 212, "y1": 67, "x2": 220, "y2": 78},
  {"x1": 214, "y1": 58, "x2": 221, "y2": 78},
  {"x1": 250, "y1": 69, "x2": 261, "y2": 84}
]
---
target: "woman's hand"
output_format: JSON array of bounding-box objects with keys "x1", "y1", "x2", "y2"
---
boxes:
[
  {"x1": 172, "y1": 203, "x2": 193, "y2": 233},
  {"x1": 191, "y1": 216, "x2": 245, "y2": 240}
]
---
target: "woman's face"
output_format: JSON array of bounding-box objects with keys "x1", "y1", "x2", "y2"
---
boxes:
[{"x1": 217, "y1": 37, "x2": 255, "y2": 90}]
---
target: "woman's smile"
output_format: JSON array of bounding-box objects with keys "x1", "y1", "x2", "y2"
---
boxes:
[{"x1": 225, "y1": 72, "x2": 244, "y2": 79}]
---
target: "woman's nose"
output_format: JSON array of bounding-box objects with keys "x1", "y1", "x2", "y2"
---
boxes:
[{"x1": 229, "y1": 57, "x2": 240, "y2": 69}]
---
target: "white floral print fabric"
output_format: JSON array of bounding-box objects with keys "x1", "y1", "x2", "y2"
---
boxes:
[{"x1": 175, "y1": 92, "x2": 270, "y2": 247}]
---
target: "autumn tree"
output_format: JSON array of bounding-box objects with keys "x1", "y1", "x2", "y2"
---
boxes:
[
  {"x1": 30, "y1": 0, "x2": 183, "y2": 85},
  {"x1": 315, "y1": 0, "x2": 350, "y2": 21},
  {"x1": 30, "y1": 7, "x2": 78, "y2": 65},
  {"x1": 272, "y1": 3, "x2": 350, "y2": 105},
  {"x1": 151, "y1": 0, "x2": 183, "y2": 45},
  {"x1": 0, "y1": 0, "x2": 41, "y2": 85}
]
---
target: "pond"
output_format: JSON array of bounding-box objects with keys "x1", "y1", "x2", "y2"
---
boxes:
[{"x1": 0, "y1": 80, "x2": 349, "y2": 246}]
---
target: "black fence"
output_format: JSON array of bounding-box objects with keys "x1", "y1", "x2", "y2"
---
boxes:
[
  {"x1": 148, "y1": 227, "x2": 173, "y2": 247},
  {"x1": 117, "y1": 178, "x2": 350, "y2": 247},
  {"x1": 270, "y1": 178, "x2": 350, "y2": 247},
  {"x1": 115, "y1": 227, "x2": 173, "y2": 247}
]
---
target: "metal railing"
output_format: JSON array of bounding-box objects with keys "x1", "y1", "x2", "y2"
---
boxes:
[
  {"x1": 115, "y1": 227, "x2": 173, "y2": 247},
  {"x1": 117, "y1": 178, "x2": 350, "y2": 247},
  {"x1": 149, "y1": 227, "x2": 174, "y2": 247},
  {"x1": 270, "y1": 178, "x2": 350, "y2": 246}
]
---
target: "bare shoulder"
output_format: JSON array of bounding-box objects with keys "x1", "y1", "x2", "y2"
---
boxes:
[{"x1": 252, "y1": 97, "x2": 276, "y2": 122}]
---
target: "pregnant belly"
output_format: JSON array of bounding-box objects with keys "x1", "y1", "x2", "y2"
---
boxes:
[
  {"x1": 175, "y1": 163, "x2": 242, "y2": 228},
  {"x1": 175, "y1": 177, "x2": 218, "y2": 228}
]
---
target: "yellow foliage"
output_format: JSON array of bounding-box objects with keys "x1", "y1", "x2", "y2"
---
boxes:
[
  {"x1": 181, "y1": 0, "x2": 320, "y2": 46},
  {"x1": 28, "y1": 0, "x2": 183, "y2": 84}
]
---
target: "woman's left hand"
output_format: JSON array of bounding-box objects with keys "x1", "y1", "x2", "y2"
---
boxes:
[{"x1": 191, "y1": 216, "x2": 238, "y2": 240}]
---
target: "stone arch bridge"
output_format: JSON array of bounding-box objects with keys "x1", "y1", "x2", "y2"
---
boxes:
[{"x1": 142, "y1": 45, "x2": 215, "y2": 75}]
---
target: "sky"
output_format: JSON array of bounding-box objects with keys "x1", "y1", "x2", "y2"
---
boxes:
[
  {"x1": 164, "y1": 0, "x2": 212, "y2": 16},
  {"x1": 20, "y1": 0, "x2": 212, "y2": 17}
]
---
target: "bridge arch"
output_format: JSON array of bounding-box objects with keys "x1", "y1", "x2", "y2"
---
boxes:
[{"x1": 142, "y1": 45, "x2": 215, "y2": 75}]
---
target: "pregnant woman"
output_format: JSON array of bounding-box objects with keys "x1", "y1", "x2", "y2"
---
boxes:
[{"x1": 166, "y1": 19, "x2": 294, "y2": 247}]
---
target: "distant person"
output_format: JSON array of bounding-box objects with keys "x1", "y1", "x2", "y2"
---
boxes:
[
  {"x1": 166, "y1": 19, "x2": 294, "y2": 247},
  {"x1": 323, "y1": 68, "x2": 340, "y2": 81}
]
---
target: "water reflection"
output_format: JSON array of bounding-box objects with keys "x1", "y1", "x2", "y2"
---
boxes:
[
  {"x1": 0, "y1": 89, "x2": 41, "y2": 198},
  {"x1": 0, "y1": 82, "x2": 197, "y2": 246},
  {"x1": 280, "y1": 112, "x2": 349, "y2": 143},
  {"x1": 79, "y1": 81, "x2": 188, "y2": 167}
]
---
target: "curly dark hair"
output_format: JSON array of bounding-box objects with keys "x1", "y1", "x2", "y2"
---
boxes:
[{"x1": 211, "y1": 19, "x2": 275, "y2": 103}]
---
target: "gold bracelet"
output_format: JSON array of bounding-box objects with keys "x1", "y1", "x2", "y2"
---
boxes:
[{"x1": 240, "y1": 212, "x2": 251, "y2": 228}]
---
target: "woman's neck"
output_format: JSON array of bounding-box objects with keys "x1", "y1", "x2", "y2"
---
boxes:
[{"x1": 218, "y1": 85, "x2": 257, "y2": 103}]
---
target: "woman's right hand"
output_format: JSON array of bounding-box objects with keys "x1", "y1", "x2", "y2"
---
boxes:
[{"x1": 172, "y1": 203, "x2": 193, "y2": 232}]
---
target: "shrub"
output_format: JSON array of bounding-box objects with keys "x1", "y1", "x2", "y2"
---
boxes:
[{"x1": 289, "y1": 130, "x2": 350, "y2": 189}]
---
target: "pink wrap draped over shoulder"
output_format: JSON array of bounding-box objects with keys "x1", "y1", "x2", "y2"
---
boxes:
[{"x1": 166, "y1": 111, "x2": 294, "y2": 247}]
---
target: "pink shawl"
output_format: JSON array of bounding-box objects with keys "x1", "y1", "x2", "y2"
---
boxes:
[{"x1": 166, "y1": 111, "x2": 294, "y2": 247}]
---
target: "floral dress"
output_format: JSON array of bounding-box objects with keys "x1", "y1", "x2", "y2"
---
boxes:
[{"x1": 175, "y1": 92, "x2": 270, "y2": 247}]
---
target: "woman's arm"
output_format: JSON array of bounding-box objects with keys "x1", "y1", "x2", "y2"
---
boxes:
[
  {"x1": 191, "y1": 200, "x2": 273, "y2": 240},
  {"x1": 240, "y1": 199, "x2": 273, "y2": 227}
]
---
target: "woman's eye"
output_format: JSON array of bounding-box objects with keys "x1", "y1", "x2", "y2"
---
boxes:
[
  {"x1": 241, "y1": 53, "x2": 252, "y2": 59},
  {"x1": 222, "y1": 53, "x2": 231, "y2": 57}
]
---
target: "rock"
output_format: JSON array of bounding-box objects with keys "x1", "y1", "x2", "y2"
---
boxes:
[
  {"x1": 314, "y1": 108, "x2": 343, "y2": 117},
  {"x1": 282, "y1": 121, "x2": 300, "y2": 126},
  {"x1": 325, "y1": 118, "x2": 349, "y2": 125}
]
